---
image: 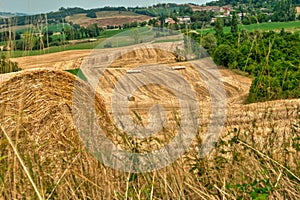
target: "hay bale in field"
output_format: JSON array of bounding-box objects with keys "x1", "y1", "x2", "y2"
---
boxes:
[
  {"x1": 171, "y1": 66, "x2": 186, "y2": 70},
  {"x1": 0, "y1": 69, "x2": 116, "y2": 199},
  {"x1": 126, "y1": 69, "x2": 142, "y2": 74},
  {"x1": 127, "y1": 95, "x2": 135, "y2": 101}
]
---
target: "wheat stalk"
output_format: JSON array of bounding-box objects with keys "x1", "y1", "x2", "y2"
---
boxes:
[
  {"x1": 238, "y1": 139, "x2": 300, "y2": 182},
  {"x1": 0, "y1": 125, "x2": 43, "y2": 200}
]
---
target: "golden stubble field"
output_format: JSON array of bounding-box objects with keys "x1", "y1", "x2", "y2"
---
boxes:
[{"x1": 1, "y1": 43, "x2": 299, "y2": 199}]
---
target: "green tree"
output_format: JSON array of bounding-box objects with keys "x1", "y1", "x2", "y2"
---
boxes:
[
  {"x1": 65, "y1": 26, "x2": 75, "y2": 40},
  {"x1": 213, "y1": 44, "x2": 237, "y2": 68},
  {"x1": 231, "y1": 12, "x2": 239, "y2": 36},
  {"x1": 202, "y1": 33, "x2": 217, "y2": 53},
  {"x1": 159, "y1": 13, "x2": 166, "y2": 28},
  {"x1": 23, "y1": 32, "x2": 37, "y2": 51},
  {"x1": 179, "y1": 5, "x2": 185, "y2": 16},
  {"x1": 86, "y1": 23, "x2": 100, "y2": 37},
  {"x1": 272, "y1": 0, "x2": 296, "y2": 22},
  {"x1": 131, "y1": 29, "x2": 139, "y2": 44},
  {"x1": 0, "y1": 54, "x2": 21, "y2": 74},
  {"x1": 214, "y1": 18, "x2": 224, "y2": 38},
  {"x1": 86, "y1": 12, "x2": 97, "y2": 18}
]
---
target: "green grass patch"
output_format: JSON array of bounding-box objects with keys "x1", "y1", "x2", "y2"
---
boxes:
[
  {"x1": 65, "y1": 68, "x2": 87, "y2": 81},
  {"x1": 7, "y1": 27, "x2": 155, "y2": 58},
  {"x1": 98, "y1": 26, "x2": 151, "y2": 38},
  {"x1": 153, "y1": 38, "x2": 183, "y2": 43},
  {"x1": 197, "y1": 21, "x2": 300, "y2": 35},
  {"x1": 46, "y1": 23, "x2": 70, "y2": 33},
  {"x1": 16, "y1": 23, "x2": 69, "y2": 34},
  {"x1": 239, "y1": 21, "x2": 300, "y2": 32},
  {"x1": 97, "y1": 29, "x2": 127, "y2": 38},
  {"x1": 7, "y1": 40, "x2": 104, "y2": 58},
  {"x1": 5, "y1": 26, "x2": 176, "y2": 58}
]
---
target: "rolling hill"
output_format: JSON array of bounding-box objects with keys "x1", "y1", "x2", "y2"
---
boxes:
[
  {"x1": 66, "y1": 11, "x2": 151, "y2": 27},
  {"x1": 0, "y1": 11, "x2": 27, "y2": 18}
]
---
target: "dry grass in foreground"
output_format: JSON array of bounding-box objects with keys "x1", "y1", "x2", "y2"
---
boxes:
[{"x1": 0, "y1": 68, "x2": 299, "y2": 199}]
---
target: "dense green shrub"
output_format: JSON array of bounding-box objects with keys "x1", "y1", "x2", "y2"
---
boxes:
[
  {"x1": 192, "y1": 28, "x2": 300, "y2": 103},
  {"x1": 0, "y1": 55, "x2": 21, "y2": 74},
  {"x1": 213, "y1": 44, "x2": 237, "y2": 68}
]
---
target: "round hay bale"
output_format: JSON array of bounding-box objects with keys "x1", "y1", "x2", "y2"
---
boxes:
[
  {"x1": 0, "y1": 69, "x2": 116, "y2": 199},
  {"x1": 127, "y1": 95, "x2": 135, "y2": 101}
]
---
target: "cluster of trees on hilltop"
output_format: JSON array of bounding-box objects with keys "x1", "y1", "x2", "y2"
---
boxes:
[
  {"x1": 207, "y1": 0, "x2": 300, "y2": 7},
  {"x1": 207, "y1": 0, "x2": 299, "y2": 23},
  {"x1": 63, "y1": 23, "x2": 103, "y2": 40}
]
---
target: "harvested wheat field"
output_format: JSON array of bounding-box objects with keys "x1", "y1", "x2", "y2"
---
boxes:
[
  {"x1": 66, "y1": 12, "x2": 151, "y2": 27},
  {"x1": 10, "y1": 50, "x2": 91, "y2": 70},
  {"x1": 1, "y1": 44, "x2": 299, "y2": 199}
]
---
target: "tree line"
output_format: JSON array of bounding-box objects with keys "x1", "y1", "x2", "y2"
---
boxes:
[{"x1": 0, "y1": 19, "x2": 153, "y2": 51}]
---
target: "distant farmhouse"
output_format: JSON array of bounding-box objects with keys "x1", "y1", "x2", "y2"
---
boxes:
[
  {"x1": 296, "y1": 6, "x2": 300, "y2": 17},
  {"x1": 188, "y1": 4, "x2": 232, "y2": 24},
  {"x1": 189, "y1": 4, "x2": 232, "y2": 16},
  {"x1": 165, "y1": 18, "x2": 176, "y2": 24},
  {"x1": 178, "y1": 16, "x2": 191, "y2": 24}
]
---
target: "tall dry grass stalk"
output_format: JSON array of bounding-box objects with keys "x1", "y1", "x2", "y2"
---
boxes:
[{"x1": 0, "y1": 125, "x2": 43, "y2": 200}]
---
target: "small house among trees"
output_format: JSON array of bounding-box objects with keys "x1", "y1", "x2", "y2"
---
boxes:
[{"x1": 296, "y1": 6, "x2": 300, "y2": 18}]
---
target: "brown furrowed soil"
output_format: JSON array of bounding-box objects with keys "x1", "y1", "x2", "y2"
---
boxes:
[{"x1": 66, "y1": 12, "x2": 151, "y2": 27}]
